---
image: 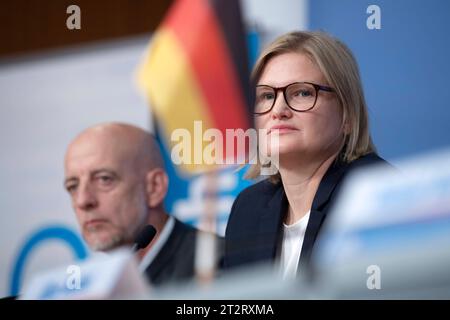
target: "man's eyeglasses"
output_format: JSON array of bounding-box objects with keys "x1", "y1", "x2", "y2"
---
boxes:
[{"x1": 254, "y1": 82, "x2": 335, "y2": 114}]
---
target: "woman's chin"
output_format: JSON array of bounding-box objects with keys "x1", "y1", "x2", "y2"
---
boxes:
[{"x1": 270, "y1": 141, "x2": 304, "y2": 157}]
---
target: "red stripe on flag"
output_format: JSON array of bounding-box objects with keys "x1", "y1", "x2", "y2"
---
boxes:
[{"x1": 164, "y1": 0, "x2": 249, "y2": 133}]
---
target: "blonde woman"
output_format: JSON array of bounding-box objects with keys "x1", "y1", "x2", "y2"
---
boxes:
[{"x1": 224, "y1": 31, "x2": 390, "y2": 279}]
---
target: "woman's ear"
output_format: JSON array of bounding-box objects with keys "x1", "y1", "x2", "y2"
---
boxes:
[{"x1": 145, "y1": 168, "x2": 169, "y2": 208}]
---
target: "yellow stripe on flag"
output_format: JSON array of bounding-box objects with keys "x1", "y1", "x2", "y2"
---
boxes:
[{"x1": 137, "y1": 28, "x2": 218, "y2": 174}]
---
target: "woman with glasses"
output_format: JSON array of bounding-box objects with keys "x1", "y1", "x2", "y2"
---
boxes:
[{"x1": 224, "y1": 31, "x2": 389, "y2": 279}]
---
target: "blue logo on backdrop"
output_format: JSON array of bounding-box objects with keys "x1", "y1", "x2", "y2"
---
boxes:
[{"x1": 10, "y1": 225, "x2": 88, "y2": 296}]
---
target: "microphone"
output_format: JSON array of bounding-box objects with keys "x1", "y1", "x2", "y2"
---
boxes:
[{"x1": 132, "y1": 225, "x2": 157, "y2": 252}]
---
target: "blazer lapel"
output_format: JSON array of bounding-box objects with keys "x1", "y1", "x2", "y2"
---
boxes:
[
  {"x1": 299, "y1": 160, "x2": 349, "y2": 266},
  {"x1": 146, "y1": 219, "x2": 185, "y2": 283},
  {"x1": 256, "y1": 184, "x2": 287, "y2": 262},
  {"x1": 299, "y1": 209, "x2": 326, "y2": 267}
]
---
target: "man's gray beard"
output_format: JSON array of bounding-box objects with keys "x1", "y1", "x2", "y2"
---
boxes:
[
  {"x1": 87, "y1": 208, "x2": 149, "y2": 252},
  {"x1": 89, "y1": 233, "x2": 124, "y2": 252}
]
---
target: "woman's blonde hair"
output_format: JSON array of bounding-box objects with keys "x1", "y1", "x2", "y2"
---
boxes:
[{"x1": 246, "y1": 31, "x2": 376, "y2": 182}]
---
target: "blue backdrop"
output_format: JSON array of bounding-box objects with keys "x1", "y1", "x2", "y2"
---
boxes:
[{"x1": 309, "y1": 0, "x2": 450, "y2": 162}]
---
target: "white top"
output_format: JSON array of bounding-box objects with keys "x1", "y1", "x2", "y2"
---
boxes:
[
  {"x1": 279, "y1": 211, "x2": 311, "y2": 280},
  {"x1": 138, "y1": 216, "x2": 175, "y2": 273}
]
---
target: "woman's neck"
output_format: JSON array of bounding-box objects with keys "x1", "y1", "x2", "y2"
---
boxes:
[{"x1": 279, "y1": 152, "x2": 338, "y2": 225}]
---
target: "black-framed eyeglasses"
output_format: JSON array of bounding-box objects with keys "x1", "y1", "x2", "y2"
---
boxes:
[{"x1": 254, "y1": 82, "x2": 335, "y2": 114}]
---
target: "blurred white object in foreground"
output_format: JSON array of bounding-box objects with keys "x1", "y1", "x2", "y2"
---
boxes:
[
  {"x1": 21, "y1": 248, "x2": 149, "y2": 299},
  {"x1": 313, "y1": 148, "x2": 450, "y2": 298}
]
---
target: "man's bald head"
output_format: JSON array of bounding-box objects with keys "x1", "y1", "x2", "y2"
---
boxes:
[
  {"x1": 66, "y1": 123, "x2": 163, "y2": 174},
  {"x1": 64, "y1": 123, "x2": 168, "y2": 251}
]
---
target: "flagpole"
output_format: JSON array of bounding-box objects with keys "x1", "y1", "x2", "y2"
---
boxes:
[{"x1": 194, "y1": 169, "x2": 218, "y2": 286}]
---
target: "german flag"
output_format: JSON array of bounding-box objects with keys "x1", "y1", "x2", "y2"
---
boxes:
[{"x1": 137, "y1": 0, "x2": 252, "y2": 175}]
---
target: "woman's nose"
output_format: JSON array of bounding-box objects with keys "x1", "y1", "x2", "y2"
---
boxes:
[{"x1": 271, "y1": 91, "x2": 293, "y2": 119}]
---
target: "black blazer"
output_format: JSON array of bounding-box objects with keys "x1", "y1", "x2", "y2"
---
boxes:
[
  {"x1": 145, "y1": 218, "x2": 223, "y2": 286},
  {"x1": 224, "y1": 153, "x2": 389, "y2": 271}
]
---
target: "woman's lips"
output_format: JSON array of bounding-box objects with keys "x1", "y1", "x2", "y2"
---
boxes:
[{"x1": 268, "y1": 125, "x2": 298, "y2": 134}]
